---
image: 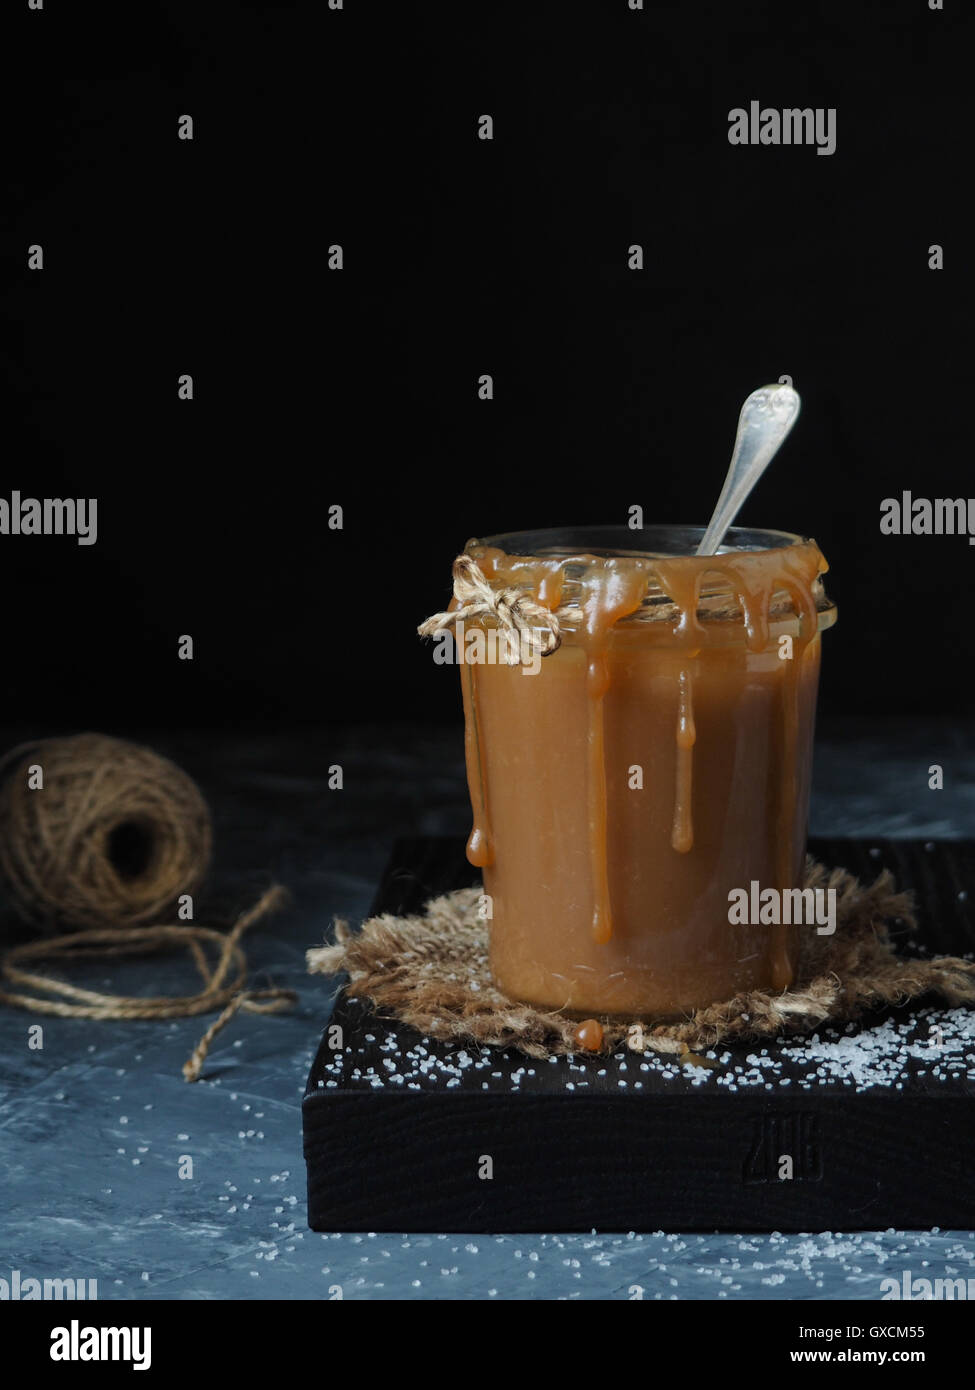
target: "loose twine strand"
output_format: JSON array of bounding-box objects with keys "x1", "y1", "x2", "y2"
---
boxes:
[
  {"x1": 0, "y1": 884, "x2": 296, "y2": 1081},
  {"x1": 417, "y1": 554, "x2": 564, "y2": 656}
]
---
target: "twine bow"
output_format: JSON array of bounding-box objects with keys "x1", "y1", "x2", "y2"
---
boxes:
[{"x1": 417, "y1": 553, "x2": 563, "y2": 657}]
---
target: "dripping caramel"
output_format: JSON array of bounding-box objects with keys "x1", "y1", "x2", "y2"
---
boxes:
[{"x1": 454, "y1": 532, "x2": 834, "y2": 1018}]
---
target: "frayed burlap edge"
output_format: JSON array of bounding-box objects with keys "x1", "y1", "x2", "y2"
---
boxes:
[{"x1": 306, "y1": 861, "x2": 975, "y2": 1060}]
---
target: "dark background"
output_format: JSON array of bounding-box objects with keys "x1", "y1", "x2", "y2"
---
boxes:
[
  {"x1": 2, "y1": 2, "x2": 974, "y2": 1304},
  {"x1": 2, "y1": 0, "x2": 970, "y2": 730}
]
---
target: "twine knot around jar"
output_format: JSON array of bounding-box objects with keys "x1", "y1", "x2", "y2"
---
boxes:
[{"x1": 417, "y1": 553, "x2": 563, "y2": 657}]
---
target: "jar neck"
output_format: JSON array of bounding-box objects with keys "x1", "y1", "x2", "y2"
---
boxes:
[{"x1": 464, "y1": 534, "x2": 833, "y2": 649}]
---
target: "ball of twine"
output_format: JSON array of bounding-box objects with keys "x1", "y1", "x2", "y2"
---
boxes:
[{"x1": 0, "y1": 733, "x2": 212, "y2": 932}]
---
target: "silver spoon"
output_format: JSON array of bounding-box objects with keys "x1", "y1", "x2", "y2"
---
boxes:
[{"x1": 696, "y1": 383, "x2": 801, "y2": 556}]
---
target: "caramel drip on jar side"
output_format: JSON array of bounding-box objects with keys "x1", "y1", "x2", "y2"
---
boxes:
[
  {"x1": 712, "y1": 561, "x2": 774, "y2": 656},
  {"x1": 457, "y1": 551, "x2": 567, "y2": 870},
  {"x1": 454, "y1": 554, "x2": 497, "y2": 867},
  {"x1": 470, "y1": 546, "x2": 505, "y2": 579},
  {"x1": 586, "y1": 648, "x2": 612, "y2": 945},
  {"x1": 671, "y1": 668, "x2": 696, "y2": 853},
  {"x1": 460, "y1": 658, "x2": 494, "y2": 867},
  {"x1": 770, "y1": 652, "x2": 801, "y2": 988},
  {"x1": 652, "y1": 562, "x2": 705, "y2": 859},
  {"x1": 533, "y1": 564, "x2": 566, "y2": 611},
  {"x1": 473, "y1": 548, "x2": 570, "y2": 605},
  {"x1": 577, "y1": 560, "x2": 651, "y2": 944},
  {"x1": 768, "y1": 575, "x2": 820, "y2": 990}
]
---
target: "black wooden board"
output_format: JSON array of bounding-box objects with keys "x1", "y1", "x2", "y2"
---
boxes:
[{"x1": 304, "y1": 837, "x2": 975, "y2": 1232}]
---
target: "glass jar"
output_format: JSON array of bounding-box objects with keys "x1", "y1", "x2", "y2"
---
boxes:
[{"x1": 454, "y1": 525, "x2": 837, "y2": 1018}]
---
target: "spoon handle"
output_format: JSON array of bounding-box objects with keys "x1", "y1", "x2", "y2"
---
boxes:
[{"x1": 697, "y1": 384, "x2": 801, "y2": 556}]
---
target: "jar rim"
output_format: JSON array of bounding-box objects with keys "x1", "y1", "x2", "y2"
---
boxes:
[
  {"x1": 472, "y1": 524, "x2": 809, "y2": 559},
  {"x1": 463, "y1": 524, "x2": 836, "y2": 634}
]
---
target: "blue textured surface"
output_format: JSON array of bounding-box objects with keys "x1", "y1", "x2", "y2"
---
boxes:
[{"x1": 1, "y1": 720, "x2": 973, "y2": 1300}]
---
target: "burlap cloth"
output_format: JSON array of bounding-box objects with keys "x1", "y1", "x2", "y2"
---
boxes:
[{"x1": 307, "y1": 860, "x2": 975, "y2": 1059}]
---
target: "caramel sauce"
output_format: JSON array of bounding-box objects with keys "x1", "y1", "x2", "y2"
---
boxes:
[
  {"x1": 460, "y1": 658, "x2": 494, "y2": 868},
  {"x1": 574, "y1": 1018, "x2": 605, "y2": 1052},
  {"x1": 671, "y1": 667, "x2": 696, "y2": 854},
  {"x1": 679, "y1": 1043, "x2": 722, "y2": 1070},
  {"x1": 770, "y1": 572, "x2": 820, "y2": 990},
  {"x1": 453, "y1": 537, "x2": 831, "y2": 1016},
  {"x1": 576, "y1": 562, "x2": 651, "y2": 943}
]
